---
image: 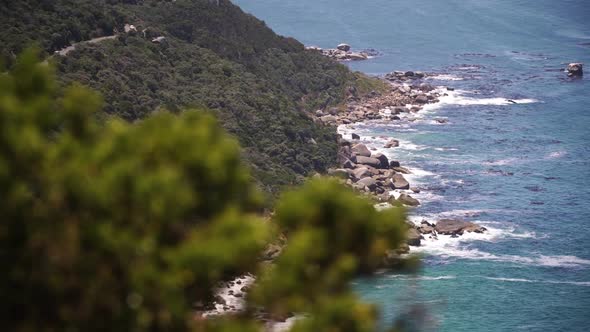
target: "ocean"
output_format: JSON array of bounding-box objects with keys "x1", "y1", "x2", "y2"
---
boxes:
[{"x1": 234, "y1": 0, "x2": 590, "y2": 330}]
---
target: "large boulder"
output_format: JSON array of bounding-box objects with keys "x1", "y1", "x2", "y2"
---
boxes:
[
  {"x1": 357, "y1": 177, "x2": 377, "y2": 191},
  {"x1": 373, "y1": 153, "x2": 389, "y2": 169},
  {"x1": 351, "y1": 167, "x2": 372, "y2": 180},
  {"x1": 415, "y1": 95, "x2": 429, "y2": 104},
  {"x1": 351, "y1": 143, "x2": 371, "y2": 157},
  {"x1": 389, "y1": 160, "x2": 401, "y2": 168},
  {"x1": 397, "y1": 193, "x2": 420, "y2": 206},
  {"x1": 391, "y1": 174, "x2": 410, "y2": 190},
  {"x1": 355, "y1": 156, "x2": 381, "y2": 168},
  {"x1": 435, "y1": 219, "x2": 487, "y2": 236},
  {"x1": 406, "y1": 228, "x2": 422, "y2": 246},
  {"x1": 567, "y1": 63, "x2": 583, "y2": 77}
]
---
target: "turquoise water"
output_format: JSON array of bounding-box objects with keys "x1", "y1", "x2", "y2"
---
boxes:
[{"x1": 235, "y1": 1, "x2": 590, "y2": 330}]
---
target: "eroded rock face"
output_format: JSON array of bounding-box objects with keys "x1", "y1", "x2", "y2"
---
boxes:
[
  {"x1": 434, "y1": 219, "x2": 487, "y2": 235},
  {"x1": 567, "y1": 63, "x2": 583, "y2": 77}
]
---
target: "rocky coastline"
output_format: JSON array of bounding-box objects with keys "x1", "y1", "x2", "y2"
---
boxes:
[
  {"x1": 316, "y1": 70, "x2": 488, "y2": 252},
  {"x1": 201, "y1": 68, "x2": 490, "y2": 329}
]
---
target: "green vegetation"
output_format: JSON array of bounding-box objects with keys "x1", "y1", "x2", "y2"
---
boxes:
[
  {"x1": 1, "y1": 51, "x2": 408, "y2": 332},
  {"x1": 0, "y1": 0, "x2": 385, "y2": 196}
]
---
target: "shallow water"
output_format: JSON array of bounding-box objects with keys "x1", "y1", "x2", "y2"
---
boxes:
[{"x1": 236, "y1": 0, "x2": 590, "y2": 330}]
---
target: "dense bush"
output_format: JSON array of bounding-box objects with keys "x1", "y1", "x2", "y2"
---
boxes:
[
  {"x1": 1, "y1": 51, "x2": 408, "y2": 332},
  {"x1": 0, "y1": 0, "x2": 386, "y2": 196}
]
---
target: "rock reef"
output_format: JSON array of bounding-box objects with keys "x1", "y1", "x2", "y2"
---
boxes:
[{"x1": 306, "y1": 43, "x2": 378, "y2": 61}]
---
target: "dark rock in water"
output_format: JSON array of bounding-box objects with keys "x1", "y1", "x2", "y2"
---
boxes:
[
  {"x1": 567, "y1": 63, "x2": 583, "y2": 77},
  {"x1": 389, "y1": 160, "x2": 401, "y2": 168},
  {"x1": 406, "y1": 228, "x2": 422, "y2": 246},
  {"x1": 435, "y1": 219, "x2": 487, "y2": 235},
  {"x1": 355, "y1": 156, "x2": 381, "y2": 168},
  {"x1": 384, "y1": 139, "x2": 400, "y2": 148},
  {"x1": 410, "y1": 187, "x2": 421, "y2": 193},
  {"x1": 373, "y1": 153, "x2": 389, "y2": 169},
  {"x1": 351, "y1": 143, "x2": 371, "y2": 157},
  {"x1": 398, "y1": 193, "x2": 420, "y2": 206},
  {"x1": 405, "y1": 71, "x2": 415, "y2": 77},
  {"x1": 392, "y1": 115, "x2": 401, "y2": 120},
  {"x1": 351, "y1": 133, "x2": 361, "y2": 140},
  {"x1": 447, "y1": 87, "x2": 455, "y2": 91},
  {"x1": 435, "y1": 118, "x2": 448, "y2": 124},
  {"x1": 391, "y1": 173, "x2": 410, "y2": 189}
]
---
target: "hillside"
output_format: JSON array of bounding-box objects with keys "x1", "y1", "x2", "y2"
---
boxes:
[{"x1": 0, "y1": 0, "x2": 384, "y2": 195}]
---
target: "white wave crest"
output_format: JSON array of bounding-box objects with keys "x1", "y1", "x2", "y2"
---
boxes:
[
  {"x1": 546, "y1": 151, "x2": 567, "y2": 159},
  {"x1": 484, "y1": 277, "x2": 590, "y2": 287},
  {"x1": 387, "y1": 274, "x2": 456, "y2": 281},
  {"x1": 427, "y1": 74, "x2": 464, "y2": 81}
]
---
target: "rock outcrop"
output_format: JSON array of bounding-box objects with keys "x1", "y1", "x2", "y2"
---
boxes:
[{"x1": 434, "y1": 219, "x2": 487, "y2": 235}]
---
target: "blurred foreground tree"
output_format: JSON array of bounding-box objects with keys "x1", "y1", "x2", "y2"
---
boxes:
[{"x1": 0, "y1": 50, "x2": 409, "y2": 332}]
